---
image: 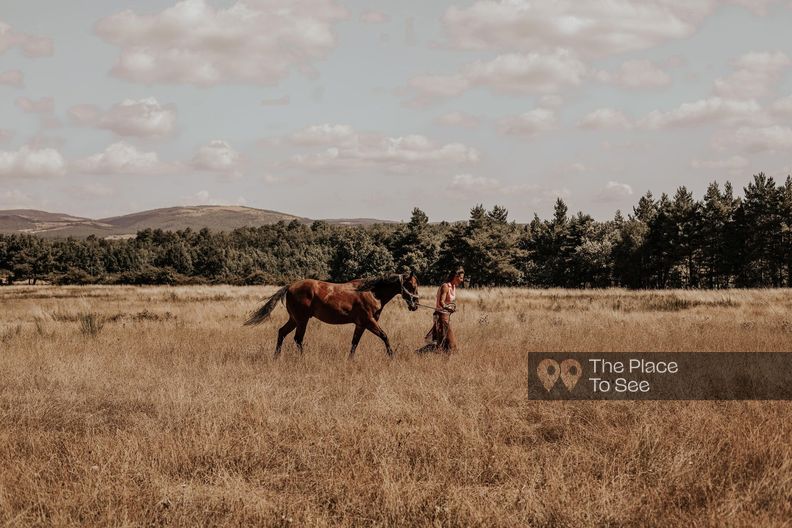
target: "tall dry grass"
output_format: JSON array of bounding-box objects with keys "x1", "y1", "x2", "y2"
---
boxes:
[{"x1": 1, "y1": 285, "x2": 792, "y2": 526}]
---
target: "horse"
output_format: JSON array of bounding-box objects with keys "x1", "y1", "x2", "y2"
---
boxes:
[{"x1": 244, "y1": 272, "x2": 420, "y2": 358}]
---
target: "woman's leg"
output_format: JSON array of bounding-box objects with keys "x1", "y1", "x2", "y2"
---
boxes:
[
  {"x1": 438, "y1": 313, "x2": 456, "y2": 352},
  {"x1": 444, "y1": 322, "x2": 457, "y2": 352}
]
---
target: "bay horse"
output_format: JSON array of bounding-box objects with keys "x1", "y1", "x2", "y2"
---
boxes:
[{"x1": 244, "y1": 272, "x2": 420, "y2": 358}]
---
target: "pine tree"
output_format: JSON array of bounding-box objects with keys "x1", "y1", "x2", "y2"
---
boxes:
[
  {"x1": 701, "y1": 182, "x2": 739, "y2": 287},
  {"x1": 669, "y1": 186, "x2": 702, "y2": 287},
  {"x1": 781, "y1": 176, "x2": 792, "y2": 286},
  {"x1": 737, "y1": 173, "x2": 784, "y2": 286}
]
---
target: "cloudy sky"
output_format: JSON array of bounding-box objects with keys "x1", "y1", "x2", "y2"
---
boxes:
[{"x1": 2, "y1": 0, "x2": 792, "y2": 222}]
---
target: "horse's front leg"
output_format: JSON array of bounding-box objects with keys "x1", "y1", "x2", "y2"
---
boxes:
[
  {"x1": 349, "y1": 325, "x2": 365, "y2": 359},
  {"x1": 364, "y1": 318, "x2": 393, "y2": 357}
]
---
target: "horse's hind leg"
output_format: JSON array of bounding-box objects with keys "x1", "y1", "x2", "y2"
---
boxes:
[
  {"x1": 294, "y1": 320, "x2": 308, "y2": 354},
  {"x1": 349, "y1": 325, "x2": 365, "y2": 359},
  {"x1": 364, "y1": 318, "x2": 394, "y2": 357},
  {"x1": 275, "y1": 318, "x2": 297, "y2": 358}
]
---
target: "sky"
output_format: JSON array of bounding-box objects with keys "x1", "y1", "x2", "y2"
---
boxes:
[{"x1": 1, "y1": 0, "x2": 792, "y2": 222}]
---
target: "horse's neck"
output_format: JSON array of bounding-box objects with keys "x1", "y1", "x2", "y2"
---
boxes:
[{"x1": 373, "y1": 283, "x2": 399, "y2": 305}]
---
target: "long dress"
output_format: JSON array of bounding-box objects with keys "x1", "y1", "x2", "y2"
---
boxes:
[{"x1": 417, "y1": 282, "x2": 457, "y2": 353}]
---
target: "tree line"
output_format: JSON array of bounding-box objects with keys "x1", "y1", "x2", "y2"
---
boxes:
[{"x1": 2, "y1": 173, "x2": 791, "y2": 289}]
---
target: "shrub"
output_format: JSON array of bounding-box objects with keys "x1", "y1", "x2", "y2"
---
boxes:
[{"x1": 51, "y1": 267, "x2": 97, "y2": 285}]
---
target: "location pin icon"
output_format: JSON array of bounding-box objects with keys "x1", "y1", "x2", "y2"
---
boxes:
[
  {"x1": 537, "y1": 359, "x2": 561, "y2": 392},
  {"x1": 560, "y1": 359, "x2": 582, "y2": 391}
]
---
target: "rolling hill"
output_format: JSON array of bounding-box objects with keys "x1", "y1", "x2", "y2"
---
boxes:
[{"x1": 0, "y1": 206, "x2": 395, "y2": 238}]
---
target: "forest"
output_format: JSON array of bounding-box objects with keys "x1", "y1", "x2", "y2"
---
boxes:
[{"x1": 2, "y1": 173, "x2": 791, "y2": 289}]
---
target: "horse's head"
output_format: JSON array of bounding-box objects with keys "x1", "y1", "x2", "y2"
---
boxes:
[{"x1": 400, "y1": 271, "x2": 420, "y2": 311}]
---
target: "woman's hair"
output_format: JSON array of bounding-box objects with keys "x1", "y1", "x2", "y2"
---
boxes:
[{"x1": 446, "y1": 267, "x2": 465, "y2": 283}]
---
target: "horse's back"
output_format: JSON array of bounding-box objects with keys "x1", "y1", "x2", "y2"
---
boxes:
[
  {"x1": 285, "y1": 278, "x2": 369, "y2": 324},
  {"x1": 287, "y1": 278, "x2": 356, "y2": 297}
]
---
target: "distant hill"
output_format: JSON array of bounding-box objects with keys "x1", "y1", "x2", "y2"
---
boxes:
[
  {"x1": 0, "y1": 206, "x2": 396, "y2": 238},
  {"x1": 322, "y1": 218, "x2": 399, "y2": 226},
  {"x1": 0, "y1": 209, "x2": 100, "y2": 237},
  {"x1": 97, "y1": 206, "x2": 309, "y2": 233}
]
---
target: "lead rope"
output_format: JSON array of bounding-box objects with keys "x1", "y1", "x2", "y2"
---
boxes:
[{"x1": 399, "y1": 275, "x2": 450, "y2": 314}]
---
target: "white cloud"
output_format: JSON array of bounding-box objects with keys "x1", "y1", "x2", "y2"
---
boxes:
[
  {"x1": 408, "y1": 49, "x2": 586, "y2": 105},
  {"x1": 579, "y1": 108, "x2": 633, "y2": 129},
  {"x1": 68, "y1": 105, "x2": 102, "y2": 124},
  {"x1": 596, "y1": 59, "x2": 671, "y2": 89},
  {"x1": 95, "y1": 0, "x2": 346, "y2": 86},
  {"x1": 715, "y1": 125, "x2": 792, "y2": 153},
  {"x1": 466, "y1": 51, "x2": 586, "y2": 94},
  {"x1": 73, "y1": 183, "x2": 115, "y2": 197},
  {"x1": 0, "y1": 19, "x2": 54, "y2": 58},
  {"x1": 16, "y1": 35, "x2": 52, "y2": 57},
  {"x1": 441, "y1": 0, "x2": 715, "y2": 57},
  {"x1": 261, "y1": 95, "x2": 290, "y2": 106},
  {"x1": 191, "y1": 140, "x2": 241, "y2": 173},
  {"x1": 0, "y1": 189, "x2": 35, "y2": 208},
  {"x1": 729, "y1": 0, "x2": 782, "y2": 14},
  {"x1": 771, "y1": 94, "x2": 792, "y2": 117},
  {"x1": 642, "y1": 97, "x2": 765, "y2": 128},
  {"x1": 434, "y1": 111, "x2": 481, "y2": 128},
  {"x1": 182, "y1": 189, "x2": 247, "y2": 206},
  {"x1": 0, "y1": 69, "x2": 23, "y2": 86},
  {"x1": 448, "y1": 173, "x2": 570, "y2": 203},
  {"x1": 27, "y1": 134, "x2": 65, "y2": 149},
  {"x1": 595, "y1": 181, "x2": 633, "y2": 202},
  {"x1": 407, "y1": 74, "x2": 469, "y2": 102},
  {"x1": 691, "y1": 155, "x2": 749, "y2": 170},
  {"x1": 286, "y1": 125, "x2": 479, "y2": 172},
  {"x1": 557, "y1": 162, "x2": 589, "y2": 174},
  {"x1": 186, "y1": 190, "x2": 212, "y2": 205},
  {"x1": 360, "y1": 10, "x2": 389, "y2": 23},
  {"x1": 448, "y1": 173, "x2": 502, "y2": 194},
  {"x1": 69, "y1": 97, "x2": 177, "y2": 138},
  {"x1": 74, "y1": 142, "x2": 176, "y2": 175},
  {"x1": 539, "y1": 94, "x2": 564, "y2": 107},
  {"x1": 0, "y1": 145, "x2": 65, "y2": 178},
  {"x1": 15, "y1": 96, "x2": 54, "y2": 114},
  {"x1": 499, "y1": 108, "x2": 557, "y2": 136},
  {"x1": 714, "y1": 51, "x2": 791, "y2": 100},
  {"x1": 288, "y1": 123, "x2": 357, "y2": 147}
]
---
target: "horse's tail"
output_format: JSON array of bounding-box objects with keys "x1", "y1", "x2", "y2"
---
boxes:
[{"x1": 244, "y1": 286, "x2": 288, "y2": 326}]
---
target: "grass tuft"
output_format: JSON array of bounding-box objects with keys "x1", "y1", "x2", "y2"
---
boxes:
[{"x1": 78, "y1": 312, "x2": 105, "y2": 337}]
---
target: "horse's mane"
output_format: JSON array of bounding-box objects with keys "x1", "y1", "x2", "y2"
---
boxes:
[{"x1": 355, "y1": 273, "x2": 403, "y2": 292}]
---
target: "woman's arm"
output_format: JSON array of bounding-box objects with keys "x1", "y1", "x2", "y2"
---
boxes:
[{"x1": 436, "y1": 283, "x2": 449, "y2": 309}]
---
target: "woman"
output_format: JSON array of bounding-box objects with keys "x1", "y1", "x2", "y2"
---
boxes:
[{"x1": 417, "y1": 267, "x2": 464, "y2": 354}]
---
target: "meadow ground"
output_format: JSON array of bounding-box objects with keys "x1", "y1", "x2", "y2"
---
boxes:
[{"x1": 1, "y1": 285, "x2": 792, "y2": 527}]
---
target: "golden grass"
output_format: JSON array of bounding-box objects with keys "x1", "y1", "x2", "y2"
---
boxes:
[{"x1": 2, "y1": 285, "x2": 792, "y2": 526}]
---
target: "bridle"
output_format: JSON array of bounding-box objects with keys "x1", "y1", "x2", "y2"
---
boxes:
[
  {"x1": 398, "y1": 274, "x2": 420, "y2": 305},
  {"x1": 398, "y1": 274, "x2": 451, "y2": 314}
]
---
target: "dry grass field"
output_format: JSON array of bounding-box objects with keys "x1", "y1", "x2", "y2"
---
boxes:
[{"x1": 2, "y1": 285, "x2": 792, "y2": 527}]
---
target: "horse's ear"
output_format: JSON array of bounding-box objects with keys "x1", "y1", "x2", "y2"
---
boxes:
[{"x1": 409, "y1": 270, "x2": 415, "y2": 279}]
